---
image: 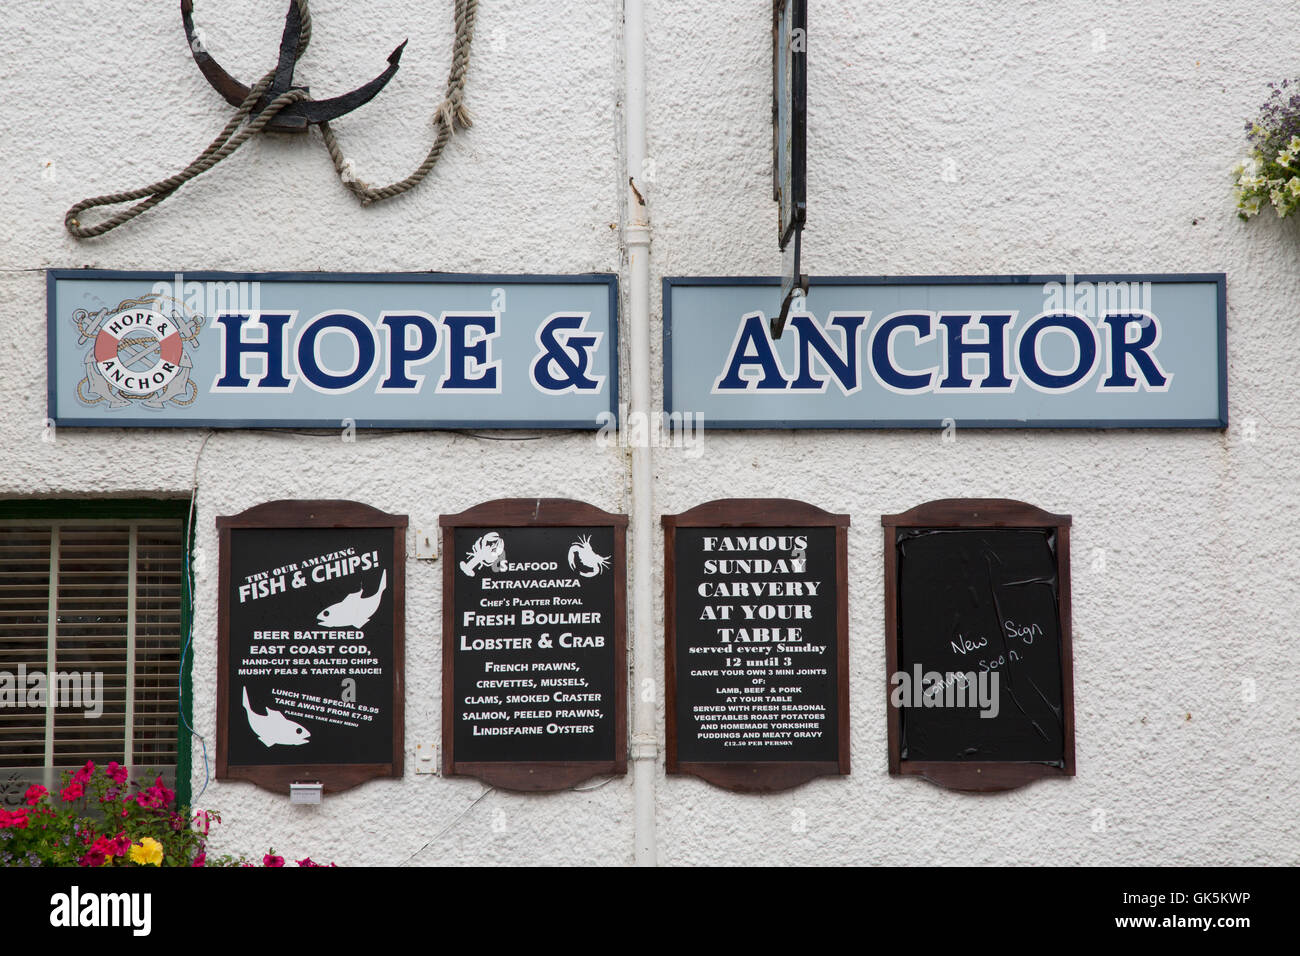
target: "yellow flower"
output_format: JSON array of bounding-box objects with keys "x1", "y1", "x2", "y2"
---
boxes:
[{"x1": 129, "y1": 837, "x2": 164, "y2": 866}]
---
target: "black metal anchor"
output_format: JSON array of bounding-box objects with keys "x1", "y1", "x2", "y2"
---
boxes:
[{"x1": 181, "y1": 0, "x2": 407, "y2": 133}]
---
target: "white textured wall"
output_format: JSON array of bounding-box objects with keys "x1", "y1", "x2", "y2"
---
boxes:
[
  {"x1": 1, "y1": 0, "x2": 1296, "y2": 865},
  {"x1": 646, "y1": 0, "x2": 1298, "y2": 866}
]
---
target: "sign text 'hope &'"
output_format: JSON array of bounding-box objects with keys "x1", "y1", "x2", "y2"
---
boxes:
[{"x1": 211, "y1": 310, "x2": 606, "y2": 395}]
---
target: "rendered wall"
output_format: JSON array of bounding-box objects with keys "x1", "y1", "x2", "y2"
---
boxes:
[{"x1": 1, "y1": 0, "x2": 1295, "y2": 865}]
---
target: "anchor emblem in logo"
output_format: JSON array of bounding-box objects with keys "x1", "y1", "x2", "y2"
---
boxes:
[
  {"x1": 93, "y1": 311, "x2": 183, "y2": 396},
  {"x1": 74, "y1": 297, "x2": 203, "y2": 410}
]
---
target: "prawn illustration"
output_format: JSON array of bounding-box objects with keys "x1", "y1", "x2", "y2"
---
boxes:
[
  {"x1": 460, "y1": 532, "x2": 505, "y2": 577},
  {"x1": 568, "y1": 535, "x2": 610, "y2": 578}
]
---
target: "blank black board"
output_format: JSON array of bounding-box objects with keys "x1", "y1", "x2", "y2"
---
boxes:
[{"x1": 883, "y1": 499, "x2": 1075, "y2": 792}]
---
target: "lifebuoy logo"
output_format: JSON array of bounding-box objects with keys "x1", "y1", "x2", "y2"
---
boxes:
[
  {"x1": 49, "y1": 886, "x2": 151, "y2": 936},
  {"x1": 93, "y1": 311, "x2": 183, "y2": 395},
  {"x1": 73, "y1": 296, "x2": 202, "y2": 411}
]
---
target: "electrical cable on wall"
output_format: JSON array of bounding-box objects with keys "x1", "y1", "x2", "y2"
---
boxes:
[
  {"x1": 64, "y1": 0, "x2": 477, "y2": 239},
  {"x1": 181, "y1": 431, "x2": 214, "y2": 800},
  {"x1": 399, "y1": 786, "x2": 494, "y2": 866}
]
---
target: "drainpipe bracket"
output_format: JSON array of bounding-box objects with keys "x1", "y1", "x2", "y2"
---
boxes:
[{"x1": 630, "y1": 736, "x2": 658, "y2": 761}]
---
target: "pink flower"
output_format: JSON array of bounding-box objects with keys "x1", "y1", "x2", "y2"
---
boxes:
[
  {"x1": 296, "y1": 857, "x2": 319, "y2": 867},
  {"x1": 89, "y1": 834, "x2": 128, "y2": 861},
  {"x1": 78, "y1": 847, "x2": 107, "y2": 867},
  {"x1": 106, "y1": 761, "x2": 129, "y2": 784},
  {"x1": 60, "y1": 781, "x2": 84, "y2": 802},
  {"x1": 72, "y1": 760, "x2": 95, "y2": 785},
  {"x1": 263, "y1": 853, "x2": 285, "y2": 868},
  {"x1": 24, "y1": 784, "x2": 47, "y2": 806},
  {"x1": 0, "y1": 808, "x2": 29, "y2": 830},
  {"x1": 100, "y1": 831, "x2": 131, "y2": 857},
  {"x1": 133, "y1": 777, "x2": 175, "y2": 811},
  {"x1": 193, "y1": 810, "x2": 213, "y2": 835},
  {"x1": 191, "y1": 852, "x2": 206, "y2": 868}
]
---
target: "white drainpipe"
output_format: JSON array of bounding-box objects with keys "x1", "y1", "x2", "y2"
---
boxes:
[{"x1": 624, "y1": 0, "x2": 656, "y2": 867}]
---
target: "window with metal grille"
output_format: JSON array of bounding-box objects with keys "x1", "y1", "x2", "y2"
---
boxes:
[{"x1": 0, "y1": 501, "x2": 191, "y2": 807}]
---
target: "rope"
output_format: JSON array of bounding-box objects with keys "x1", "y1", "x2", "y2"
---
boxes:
[
  {"x1": 65, "y1": 74, "x2": 305, "y2": 238},
  {"x1": 64, "y1": 0, "x2": 475, "y2": 237},
  {"x1": 321, "y1": 0, "x2": 476, "y2": 204}
]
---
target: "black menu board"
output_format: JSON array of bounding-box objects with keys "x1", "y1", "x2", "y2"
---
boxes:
[
  {"x1": 216, "y1": 501, "x2": 406, "y2": 794},
  {"x1": 883, "y1": 499, "x2": 1076, "y2": 792},
  {"x1": 441, "y1": 499, "x2": 627, "y2": 790},
  {"x1": 663, "y1": 499, "x2": 849, "y2": 792}
]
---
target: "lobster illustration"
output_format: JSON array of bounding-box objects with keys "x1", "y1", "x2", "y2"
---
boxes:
[
  {"x1": 460, "y1": 532, "x2": 505, "y2": 577},
  {"x1": 568, "y1": 535, "x2": 611, "y2": 578}
]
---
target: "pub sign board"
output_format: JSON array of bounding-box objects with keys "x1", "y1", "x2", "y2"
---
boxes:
[
  {"x1": 216, "y1": 500, "x2": 406, "y2": 794},
  {"x1": 441, "y1": 499, "x2": 627, "y2": 791},
  {"x1": 663, "y1": 499, "x2": 850, "y2": 792},
  {"x1": 664, "y1": 274, "x2": 1227, "y2": 428},
  {"x1": 882, "y1": 499, "x2": 1076, "y2": 792},
  {"x1": 47, "y1": 270, "x2": 617, "y2": 429}
]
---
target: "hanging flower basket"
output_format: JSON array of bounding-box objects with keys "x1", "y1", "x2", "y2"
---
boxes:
[{"x1": 1234, "y1": 79, "x2": 1300, "y2": 220}]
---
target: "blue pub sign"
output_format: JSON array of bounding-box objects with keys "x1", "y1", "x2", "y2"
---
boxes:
[
  {"x1": 47, "y1": 271, "x2": 618, "y2": 429},
  {"x1": 664, "y1": 274, "x2": 1226, "y2": 428}
]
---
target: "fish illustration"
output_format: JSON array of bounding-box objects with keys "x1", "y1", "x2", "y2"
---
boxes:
[
  {"x1": 242, "y1": 687, "x2": 311, "y2": 748},
  {"x1": 316, "y1": 570, "x2": 387, "y2": 629}
]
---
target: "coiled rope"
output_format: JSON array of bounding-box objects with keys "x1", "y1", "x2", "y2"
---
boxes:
[{"x1": 65, "y1": 0, "x2": 476, "y2": 238}]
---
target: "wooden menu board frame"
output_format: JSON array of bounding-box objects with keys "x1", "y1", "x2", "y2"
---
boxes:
[
  {"x1": 440, "y1": 498, "x2": 628, "y2": 791},
  {"x1": 216, "y1": 500, "x2": 406, "y2": 795},
  {"x1": 663, "y1": 498, "x2": 850, "y2": 792},
  {"x1": 882, "y1": 498, "x2": 1076, "y2": 793}
]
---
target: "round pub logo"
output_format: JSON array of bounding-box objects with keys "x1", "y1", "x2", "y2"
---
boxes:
[
  {"x1": 94, "y1": 310, "x2": 183, "y2": 394},
  {"x1": 74, "y1": 298, "x2": 200, "y2": 409}
]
